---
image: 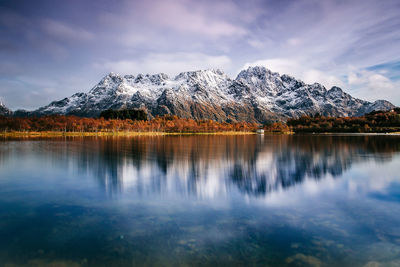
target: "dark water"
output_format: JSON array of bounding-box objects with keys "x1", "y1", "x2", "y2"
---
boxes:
[{"x1": 1, "y1": 135, "x2": 400, "y2": 267}]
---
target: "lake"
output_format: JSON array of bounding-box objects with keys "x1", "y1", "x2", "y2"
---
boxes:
[{"x1": 1, "y1": 135, "x2": 400, "y2": 266}]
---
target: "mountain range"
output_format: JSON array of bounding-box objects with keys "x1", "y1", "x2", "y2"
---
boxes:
[{"x1": 3, "y1": 66, "x2": 396, "y2": 123}]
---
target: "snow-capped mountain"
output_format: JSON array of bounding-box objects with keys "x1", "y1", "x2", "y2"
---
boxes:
[
  {"x1": 0, "y1": 101, "x2": 12, "y2": 116},
  {"x1": 25, "y1": 66, "x2": 395, "y2": 122}
]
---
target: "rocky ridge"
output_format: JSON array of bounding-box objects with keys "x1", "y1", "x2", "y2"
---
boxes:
[{"x1": 8, "y1": 66, "x2": 397, "y2": 122}]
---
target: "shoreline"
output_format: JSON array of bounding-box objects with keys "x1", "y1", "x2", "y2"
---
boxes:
[
  {"x1": 294, "y1": 132, "x2": 400, "y2": 135},
  {"x1": 1, "y1": 131, "x2": 398, "y2": 138},
  {"x1": 0, "y1": 131, "x2": 258, "y2": 138}
]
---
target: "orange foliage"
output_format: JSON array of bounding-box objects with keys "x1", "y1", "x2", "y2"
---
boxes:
[
  {"x1": 0, "y1": 115, "x2": 259, "y2": 133},
  {"x1": 287, "y1": 109, "x2": 400, "y2": 133},
  {"x1": 264, "y1": 122, "x2": 290, "y2": 133}
]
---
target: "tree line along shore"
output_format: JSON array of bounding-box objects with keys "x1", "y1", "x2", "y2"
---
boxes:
[
  {"x1": 0, "y1": 108, "x2": 399, "y2": 136},
  {"x1": 287, "y1": 108, "x2": 400, "y2": 133},
  {"x1": 0, "y1": 114, "x2": 260, "y2": 136}
]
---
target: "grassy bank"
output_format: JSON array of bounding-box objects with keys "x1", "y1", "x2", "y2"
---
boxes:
[{"x1": 0, "y1": 131, "x2": 257, "y2": 138}]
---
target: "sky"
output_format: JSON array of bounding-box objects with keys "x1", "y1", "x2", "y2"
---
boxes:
[{"x1": 0, "y1": 0, "x2": 399, "y2": 110}]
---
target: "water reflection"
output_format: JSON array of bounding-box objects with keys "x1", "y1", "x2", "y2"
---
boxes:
[
  {"x1": 2, "y1": 135, "x2": 399, "y2": 197},
  {"x1": 1, "y1": 135, "x2": 400, "y2": 266}
]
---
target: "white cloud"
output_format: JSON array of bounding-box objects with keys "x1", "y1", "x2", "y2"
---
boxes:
[
  {"x1": 242, "y1": 58, "x2": 344, "y2": 89},
  {"x1": 95, "y1": 52, "x2": 232, "y2": 76},
  {"x1": 347, "y1": 69, "x2": 396, "y2": 101},
  {"x1": 348, "y1": 71, "x2": 363, "y2": 85},
  {"x1": 348, "y1": 70, "x2": 394, "y2": 89},
  {"x1": 368, "y1": 74, "x2": 394, "y2": 90}
]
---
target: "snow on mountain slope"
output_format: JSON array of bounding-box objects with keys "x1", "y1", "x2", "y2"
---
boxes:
[
  {"x1": 0, "y1": 101, "x2": 12, "y2": 116},
  {"x1": 29, "y1": 66, "x2": 396, "y2": 123}
]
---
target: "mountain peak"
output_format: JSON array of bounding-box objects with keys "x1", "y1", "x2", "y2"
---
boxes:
[
  {"x1": 105, "y1": 72, "x2": 121, "y2": 78},
  {"x1": 175, "y1": 68, "x2": 226, "y2": 79},
  {"x1": 236, "y1": 66, "x2": 278, "y2": 81},
  {"x1": 148, "y1": 73, "x2": 169, "y2": 84},
  {"x1": 89, "y1": 72, "x2": 124, "y2": 95},
  {"x1": 101, "y1": 72, "x2": 122, "y2": 83},
  {"x1": 366, "y1": 100, "x2": 395, "y2": 113},
  {"x1": 208, "y1": 68, "x2": 225, "y2": 75},
  {"x1": 174, "y1": 69, "x2": 230, "y2": 90},
  {"x1": 0, "y1": 101, "x2": 12, "y2": 116},
  {"x1": 329, "y1": 86, "x2": 343, "y2": 92}
]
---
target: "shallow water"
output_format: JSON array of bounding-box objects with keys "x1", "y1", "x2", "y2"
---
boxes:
[{"x1": 1, "y1": 135, "x2": 400, "y2": 266}]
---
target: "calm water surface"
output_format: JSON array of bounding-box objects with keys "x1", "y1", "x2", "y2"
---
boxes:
[{"x1": 1, "y1": 135, "x2": 400, "y2": 266}]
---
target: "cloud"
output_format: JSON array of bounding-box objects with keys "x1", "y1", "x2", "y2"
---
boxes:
[
  {"x1": 42, "y1": 19, "x2": 94, "y2": 42},
  {"x1": 366, "y1": 61, "x2": 400, "y2": 81},
  {"x1": 94, "y1": 52, "x2": 232, "y2": 76},
  {"x1": 242, "y1": 0, "x2": 400, "y2": 83},
  {"x1": 100, "y1": 0, "x2": 250, "y2": 39},
  {"x1": 347, "y1": 69, "x2": 397, "y2": 101},
  {"x1": 287, "y1": 38, "x2": 302, "y2": 46},
  {"x1": 242, "y1": 58, "x2": 344, "y2": 89},
  {"x1": 368, "y1": 74, "x2": 393, "y2": 89},
  {"x1": 348, "y1": 69, "x2": 394, "y2": 89},
  {"x1": 1, "y1": 0, "x2": 400, "y2": 109},
  {"x1": 0, "y1": 9, "x2": 93, "y2": 61},
  {"x1": 145, "y1": 0, "x2": 246, "y2": 37},
  {"x1": 247, "y1": 39, "x2": 266, "y2": 49}
]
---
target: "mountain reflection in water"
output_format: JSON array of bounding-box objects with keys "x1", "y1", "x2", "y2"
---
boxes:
[
  {"x1": 1, "y1": 135, "x2": 400, "y2": 266},
  {"x1": 3, "y1": 134, "x2": 398, "y2": 197}
]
